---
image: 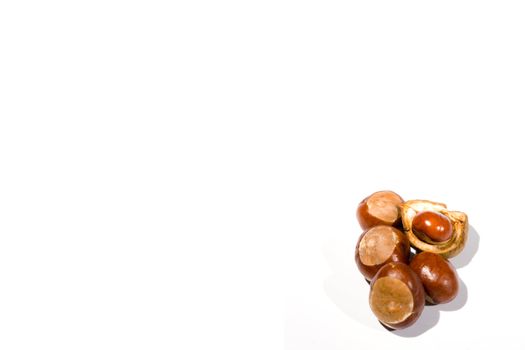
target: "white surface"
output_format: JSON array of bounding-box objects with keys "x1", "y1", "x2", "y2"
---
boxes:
[{"x1": 0, "y1": 1, "x2": 524, "y2": 349}]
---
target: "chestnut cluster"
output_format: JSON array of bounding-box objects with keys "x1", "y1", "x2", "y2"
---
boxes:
[{"x1": 355, "y1": 191, "x2": 468, "y2": 330}]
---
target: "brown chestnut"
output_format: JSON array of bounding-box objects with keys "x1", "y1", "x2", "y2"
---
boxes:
[
  {"x1": 355, "y1": 225, "x2": 410, "y2": 281},
  {"x1": 409, "y1": 252, "x2": 459, "y2": 304},
  {"x1": 412, "y1": 211, "x2": 453, "y2": 243},
  {"x1": 369, "y1": 262, "x2": 425, "y2": 329},
  {"x1": 357, "y1": 191, "x2": 404, "y2": 230},
  {"x1": 400, "y1": 200, "x2": 468, "y2": 258}
]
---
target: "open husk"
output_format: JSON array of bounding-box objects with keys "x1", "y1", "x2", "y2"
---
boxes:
[{"x1": 400, "y1": 200, "x2": 468, "y2": 258}]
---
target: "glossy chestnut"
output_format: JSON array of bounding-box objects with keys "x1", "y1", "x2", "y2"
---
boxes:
[
  {"x1": 412, "y1": 211, "x2": 453, "y2": 243},
  {"x1": 369, "y1": 262, "x2": 425, "y2": 329},
  {"x1": 409, "y1": 252, "x2": 459, "y2": 304},
  {"x1": 400, "y1": 200, "x2": 468, "y2": 258},
  {"x1": 357, "y1": 191, "x2": 404, "y2": 230},
  {"x1": 355, "y1": 225, "x2": 410, "y2": 281}
]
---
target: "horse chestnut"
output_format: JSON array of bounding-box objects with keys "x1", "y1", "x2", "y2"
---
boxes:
[
  {"x1": 409, "y1": 252, "x2": 459, "y2": 304},
  {"x1": 400, "y1": 200, "x2": 468, "y2": 258},
  {"x1": 412, "y1": 211, "x2": 453, "y2": 243},
  {"x1": 355, "y1": 225, "x2": 410, "y2": 281},
  {"x1": 356, "y1": 191, "x2": 404, "y2": 230},
  {"x1": 369, "y1": 262, "x2": 425, "y2": 329}
]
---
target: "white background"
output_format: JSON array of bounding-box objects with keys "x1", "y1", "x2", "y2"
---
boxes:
[{"x1": 0, "y1": 1, "x2": 523, "y2": 349}]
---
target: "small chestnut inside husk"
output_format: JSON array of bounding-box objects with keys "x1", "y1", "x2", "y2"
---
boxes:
[
  {"x1": 410, "y1": 252, "x2": 459, "y2": 304},
  {"x1": 357, "y1": 191, "x2": 404, "y2": 230},
  {"x1": 355, "y1": 225, "x2": 410, "y2": 281},
  {"x1": 412, "y1": 211, "x2": 453, "y2": 243},
  {"x1": 369, "y1": 262, "x2": 425, "y2": 329},
  {"x1": 400, "y1": 200, "x2": 468, "y2": 258}
]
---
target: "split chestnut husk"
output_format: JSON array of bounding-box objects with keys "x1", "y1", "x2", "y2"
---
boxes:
[{"x1": 400, "y1": 200, "x2": 468, "y2": 258}]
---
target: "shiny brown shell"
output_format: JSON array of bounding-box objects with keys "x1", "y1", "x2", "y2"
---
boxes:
[
  {"x1": 355, "y1": 225, "x2": 410, "y2": 281},
  {"x1": 369, "y1": 262, "x2": 425, "y2": 329},
  {"x1": 409, "y1": 252, "x2": 459, "y2": 304},
  {"x1": 357, "y1": 191, "x2": 404, "y2": 230}
]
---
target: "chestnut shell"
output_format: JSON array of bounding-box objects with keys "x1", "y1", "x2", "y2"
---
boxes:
[{"x1": 400, "y1": 200, "x2": 468, "y2": 258}]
